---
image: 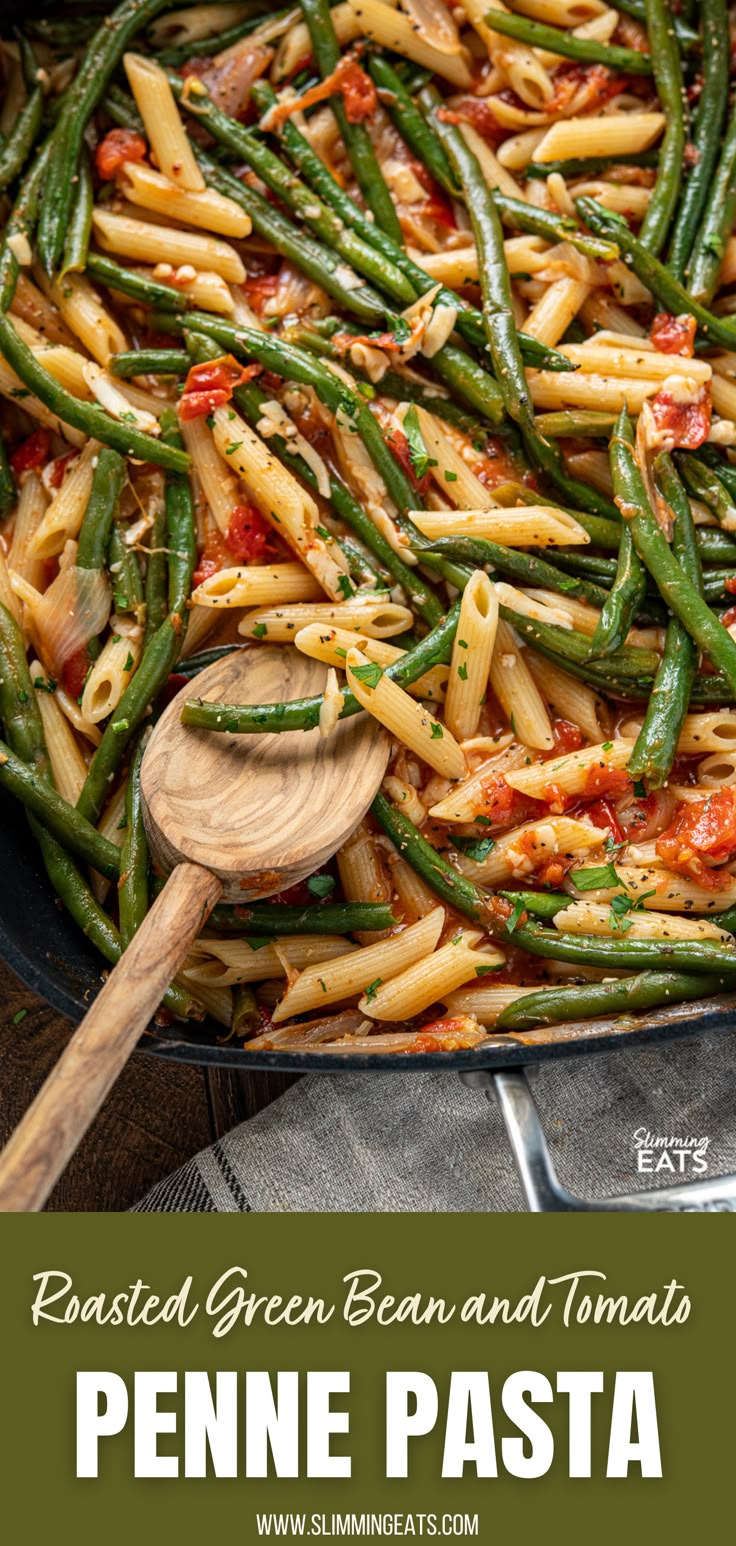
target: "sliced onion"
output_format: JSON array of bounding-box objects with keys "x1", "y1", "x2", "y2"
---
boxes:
[
  {"x1": 635, "y1": 400, "x2": 673, "y2": 538},
  {"x1": 400, "y1": 0, "x2": 462, "y2": 55},
  {"x1": 29, "y1": 552, "x2": 111, "y2": 672}
]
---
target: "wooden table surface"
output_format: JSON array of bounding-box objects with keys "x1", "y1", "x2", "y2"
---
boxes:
[{"x1": 0, "y1": 959, "x2": 298, "y2": 1211}]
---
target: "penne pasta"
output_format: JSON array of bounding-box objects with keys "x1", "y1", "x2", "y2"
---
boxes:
[
  {"x1": 345, "y1": 0, "x2": 473, "y2": 86},
  {"x1": 91, "y1": 208, "x2": 246, "y2": 283},
  {"x1": 454, "y1": 814, "x2": 605, "y2": 885},
  {"x1": 505, "y1": 736, "x2": 633, "y2": 800},
  {"x1": 533, "y1": 113, "x2": 665, "y2": 163},
  {"x1": 556, "y1": 899, "x2": 734, "y2": 946},
  {"x1": 445, "y1": 572, "x2": 498, "y2": 741},
  {"x1": 192, "y1": 564, "x2": 324, "y2": 609},
  {"x1": 346, "y1": 646, "x2": 467, "y2": 779},
  {"x1": 124, "y1": 53, "x2": 205, "y2": 190},
  {"x1": 293, "y1": 623, "x2": 449, "y2": 701},
  {"x1": 358, "y1": 931, "x2": 505, "y2": 1019},
  {"x1": 489, "y1": 620, "x2": 554, "y2": 750},
  {"x1": 119, "y1": 160, "x2": 251, "y2": 239},
  {"x1": 409, "y1": 507, "x2": 591, "y2": 546},
  {"x1": 272, "y1": 907, "x2": 446, "y2": 1021}
]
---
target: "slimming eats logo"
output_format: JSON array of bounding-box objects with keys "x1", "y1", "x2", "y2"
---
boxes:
[{"x1": 633, "y1": 1128, "x2": 709, "y2": 1175}]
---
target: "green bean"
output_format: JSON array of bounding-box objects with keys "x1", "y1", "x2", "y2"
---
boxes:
[
  {"x1": 0, "y1": 310, "x2": 189, "y2": 472},
  {"x1": 169, "y1": 73, "x2": 416, "y2": 307},
  {"x1": 109, "y1": 522, "x2": 144, "y2": 617},
  {"x1": 0, "y1": 56, "x2": 43, "y2": 193},
  {"x1": 181, "y1": 598, "x2": 461, "y2": 734},
  {"x1": 0, "y1": 139, "x2": 50, "y2": 311},
  {"x1": 611, "y1": 409, "x2": 736, "y2": 694},
  {"x1": 76, "y1": 448, "x2": 126, "y2": 572},
  {"x1": 86, "y1": 253, "x2": 189, "y2": 313},
  {"x1": 37, "y1": 0, "x2": 178, "y2": 275},
  {"x1": 704, "y1": 571, "x2": 736, "y2": 603},
  {"x1": 0, "y1": 427, "x2": 16, "y2": 517},
  {"x1": 525, "y1": 153, "x2": 658, "y2": 181},
  {"x1": 491, "y1": 918, "x2": 736, "y2": 977},
  {"x1": 418, "y1": 535, "x2": 611, "y2": 610},
  {"x1": 173, "y1": 645, "x2": 249, "y2": 679},
  {"x1": 110, "y1": 349, "x2": 189, "y2": 379},
  {"x1": 371, "y1": 792, "x2": 489, "y2": 921},
  {"x1": 715, "y1": 904, "x2": 736, "y2": 935},
  {"x1": 60, "y1": 147, "x2": 94, "y2": 278},
  {"x1": 230, "y1": 985, "x2": 262, "y2": 1039},
  {"x1": 615, "y1": 0, "x2": 698, "y2": 45},
  {"x1": 0, "y1": 735, "x2": 121, "y2": 879},
  {"x1": 206, "y1": 901, "x2": 399, "y2": 935},
  {"x1": 76, "y1": 418, "x2": 195, "y2": 826},
  {"x1": 687, "y1": 93, "x2": 736, "y2": 304},
  {"x1": 696, "y1": 522, "x2": 736, "y2": 564},
  {"x1": 479, "y1": 8, "x2": 653, "y2": 72},
  {"x1": 549, "y1": 550, "x2": 618, "y2": 584},
  {"x1": 143, "y1": 497, "x2": 168, "y2": 647},
  {"x1": 498, "y1": 890, "x2": 571, "y2": 920},
  {"x1": 501, "y1": 605, "x2": 660, "y2": 681},
  {"x1": 638, "y1": 0, "x2": 686, "y2": 256},
  {"x1": 28, "y1": 15, "x2": 102, "y2": 45},
  {"x1": 668, "y1": 0, "x2": 729, "y2": 281},
  {"x1": 575, "y1": 197, "x2": 736, "y2": 349},
  {"x1": 299, "y1": 0, "x2": 403, "y2": 242},
  {"x1": 118, "y1": 737, "x2": 148, "y2": 946},
  {"x1": 535, "y1": 411, "x2": 618, "y2": 439},
  {"x1": 678, "y1": 453, "x2": 736, "y2": 528},
  {"x1": 588, "y1": 522, "x2": 647, "y2": 659},
  {"x1": 366, "y1": 54, "x2": 458, "y2": 196},
  {"x1": 497, "y1": 970, "x2": 726, "y2": 1031}
]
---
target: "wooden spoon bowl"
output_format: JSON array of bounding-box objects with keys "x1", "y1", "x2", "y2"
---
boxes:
[{"x1": 0, "y1": 644, "x2": 390, "y2": 1210}]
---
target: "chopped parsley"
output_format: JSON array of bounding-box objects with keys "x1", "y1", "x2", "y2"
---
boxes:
[
  {"x1": 351, "y1": 661, "x2": 383, "y2": 689},
  {"x1": 570, "y1": 860, "x2": 622, "y2": 892},
  {"x1": 444, "y1": 470, "x2": 458, "y2": 482},
  {"x1": 403, "y1": 404, "x2": 430, "y2": 482},
  {"x1": 364, "y1": 977, "x2": 382, "y2": 1002},
  {"x1": 505, "y1": 897, "x2": 527, "y2": 935},
  {"x1": 124, "y1": 652, "x2": 134, "y2": 672},
  {"x1": 225, "y1": 441, "x2": 243, "y2": 455},
  {"x1": 633, "y1": 779, "x2": 647, "y2": 797},
  {"x1": 454, "y1": 834, "x2": 496, "y2": 862},
  {"x1": 12, "y1": 1009, "x2": 27, "y2": 1025},
  {"x1": 307, "y1": 874, "x2": 336, "y2": 900},
  {"x1": 243, "y1": 936, "x2": 270, "y2": 951},
  {"x1": 337, "y1": 573, "x2": 355, "y2": 600},
  {"x1": 475, "y1": 964, "x2": 498, "y2": 977},
  {"x1": 457, "y1": 662, "x2": 468, "y2": 681},
  {"x1": 430, "y1": 722, "x2": 444, "y2": 739},
  {"x1": 33, "y1": 676, "x2": 56, "y2": 694},
  {"x1": 608, "y1": 888, "x2": 657, "y2": 933},
  {"x1": 252, "y1": 622, "x2": 268, "y2": 639}
]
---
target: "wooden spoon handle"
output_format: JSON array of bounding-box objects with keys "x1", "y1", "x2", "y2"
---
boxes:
[{"x1": 0, "y1": 862, "x2": 222, "y2": 1213}]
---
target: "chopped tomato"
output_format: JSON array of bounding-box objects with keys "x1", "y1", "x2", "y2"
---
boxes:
[
  {"x1": 420, "y1": 191, "x2": 457, "y2": 229},
  {"x1": 178, "y1": 355, "x2": 260, "y2": 420},
  {"x1": 266, "y1": 56, "x2": 376, "y2": 128},
  {"x1": 386, "y1": 428, "x2": 432, "y2": 498},
  {"x1": 650, "y1": 312, "x2": 696, "y2": 357},
  {"x1": 437, "y1": 100, "x2": 505, "y2": 143},
  {"x1": 547, "y1": 719, "x2": 584, "y2": 757},
  {"x1": 547, "y1": 62, "x2": 626, "y2": 117},
  {"x1": 192, "y1": 528, "x2": 230, "y2": 590},
  {"x1": 61, "y1": 647, "x2": 89, "y2": 700},
  {"x1": 241, "y1": 273, "x2": 280, "y2": 314},
  {"x1": 413, "y1": 1018, "x2": 482, "y2": 1052},
  {"x1": 725, "y1": 578, "x2": 736, "y2": 597},
  {"x1": 226, "y1": 504, "x2": 274, "y2": 563},
  {"x1": 533, "y1": 853, "x2": 577, "y2": 888},
  {"x1": 95, "y1": 128, "x2": 147, "y2": 180},
  {"x1": 582, "y1": 764, "x2": 632, "y2": 800},
  {"x1": 656, "y1": 788, "x2": 736, "y2": 888},
  {"x1": 721, "y1": 603, "x2": 736, "y2": 627},
  {"x1": 649, "y1": 384, "x2": 712, "y2": 450},
  {"x1": 583, "y1": 797, "x2": 624, "y2": 844},
  {"x1": 334, "y1": 328, "x2": 405, "y2": 355},
  {"x1": 10, "y1": 428, "x2": 50, "y2": 476},
  {"x1": 474, "y1": 773, "x2": 545, "y2": 830},
  {"x1": 47, "y1": 451, "x2": 77, "y2": 489}
]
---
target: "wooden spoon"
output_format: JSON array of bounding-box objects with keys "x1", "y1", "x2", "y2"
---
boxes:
[{"x1": 0, "y1": 646, "x2": 390, "y2": 1211}]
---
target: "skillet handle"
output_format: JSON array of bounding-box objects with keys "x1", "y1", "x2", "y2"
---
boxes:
[
  {"x1": 461, "y1": 1069, "x2": 736, "y2": 1212},
  {"x1": 0, "y1": 862, "x2": 221, "y2": 1213}
]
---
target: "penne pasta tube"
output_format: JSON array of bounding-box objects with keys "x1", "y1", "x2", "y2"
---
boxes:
[
  {"x1": 409, "y1": 506, "x2": 590, "y2": 546},
  {"x1": 618, "y1": 710, "x2": 736, "y2": 756},
  {"x1": 185, "y1": 935, "x2": 353, "y2": 987},
  {"x1": 346, "y1": 646, "x2": 467, "y2": 779},
  {"x1": 445, "y1": 572, "x2": 498, "y2": 741},
  {"x1": 567, "y1": 865, "x2": 736, "y2": 914},
  {"x1": 137, "y1": 263, "x2": 235, "y2": 316},
  {"x1": 557, "y1": 344, "x2": 711, "y2": 383},
  {"x1": 80, "y1": 628, "x2": 142, "y2": 724},
  {"x1": 556, "y1": 899, "x2": 734, "y2": 946},
  {"x1": 493, "y1": 581, "x2": 574, "y2": 631},
  {"x1": 31, "y1": 662, "x2": 89, "y2": 804},
  {"x1": 345, "y1": 0, "x2": 473, "y2": 86},
  {"x1": 489, "y1": 619, "x2": 554, "y2": 750},
  {"x1": 272, "y1": 907, "x2": 446, "y2": 1021},
  {"x1": 523, "y1": 276, "x2": 591, "y2": 348},
  {"x1": 180, "y1": 415, "x2": 239, "y2": 532},
  {"x1": 455, "y1": 814, "x2": 605, "y2": 885},
  {"x1": 697, "y1": 752, "x2": 736, "y2": 789},
  {"x1": 0, "y1": 549, "x2": 23, "y2": 628},
  {"x1": 358, "y1": 932, "x2": 505, "y2": 1020},
  {"x1": 402, "y1": 405, "x2": 496, "y2": 509},
  {"x1": 532, "y1": 113, "x2": 665, "y2": 163},
  {"x1": 193, "y1": 564, "x2": 324, "y2": 609},
  {"x1": 12, "y1": 273, "x2": 79, "y2": 348},
  {"x1": 442, "y1": 983, "x2": 532, "y2": 1022},
  {"x1": 243, "y1": 601, "x2": 413, "y2": 642},
  {"x1": 428, "y1": 740, "x2": 531, "y2": 822},
  {"x1": 526, "y1": 650, "x2": 607, "y2": 743},
  {"x1": 9, "y1": 471, "x2": 47, "y2": 589},
  {"x1": 384, "y1": 848, "x2": 441, "y2": 922},
  {"x1": 458, "y1": 122, "x2": 523, "y2": 201},
  {"x1": 36, "y1": 272, "x2": 128, "y2": 366},
  {"x1": 528, "y1": 372, "x2": 665, "y2": 413},
  {"x1": 119, "y1": 160, "x2": 251, "y2": 239},
  {"x1": 570, "y1": 180, "x2": 651, "y2": 218},
  {"x1": 211, "y1": 405, "x2": 348, "y2": 600},
  {"x1": 293, "y1": 623, "x2": 448, "y2": 701},
  {"x1": 91, "y1": 208, "x2": 245, "y2": 283},
  {"x1": 30, "y1": 441, "x2": 99, "y2": 559},
  {"x1": 505, "y1": 736, "x2": 632, "y2": 800},
  {"x1": 124, "y1": 53, "x2": 205, "y2": 191},
  {"x1": 337, "y1": 819, "x2": 394, "y2": 944}
]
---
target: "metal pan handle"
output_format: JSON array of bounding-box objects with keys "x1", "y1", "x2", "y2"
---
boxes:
[{"x1": 461, "y1": 1069, "x2": 736, "y2": 1212}]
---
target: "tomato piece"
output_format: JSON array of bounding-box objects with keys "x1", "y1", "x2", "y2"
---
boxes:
[
  {"x1": 474, "y1": 773, "x2": 545, "y2": 830},
  {"x1": 95, "y1": 128, "x2": 147, "y2": 180},
  {"x1": 61, "y1": 647, "x2": 89, "y2": 700},
  {"x1": 721, "y1": 603, "x2": 736, "y2": 626},
  {"x1": 649, "y1": 312, "x2": 696, "y2": 357},
  {"x1": 725, "y1": 577, "x2": 736, "y2": 596},
  {"x1": 10, "y1": 428, "x2": 50, "y2": 476},
  {"x1": 178, "y1": 355, "x2": 259, "y2": 420},
  {"x1": 266, "y1": 56, "x2": 376, "y2": 128},
  {"x1": 192, "y1": 529, "x2": 230, "y2": 590},
  {"x1": 47, "y1": 451, "x2": 77, "y2": 489},
  {"x1": 656, "y1": 788, "x2": 736, "y2": 887},
  {"x1": 649, "y1": 385, "x2": 712, "y2": 450},
  {"x1": 226, "y1": 504, "x2": 274, "y2": 563},
  {"x1": 386, "y1": 428, "x2": 432, "y2": 497},
  {"x1": 241, "y1": 273, "x2": 280, "y2": 314},
  {"x1": 547, "y1": 719, "x2": 584, "y2": 757},
  {"x1": 437, "y1": 100, "x2": 505, "y2": 143},
  {"x1": 583, "y1": 797, "x2": 624, "y2": 844},
  {"x1": 583, "y1": 764, "x2": 633, "y2": 801},
  {"x1": 420, "y1": 191, "x2": 457, "y2": 229}
]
